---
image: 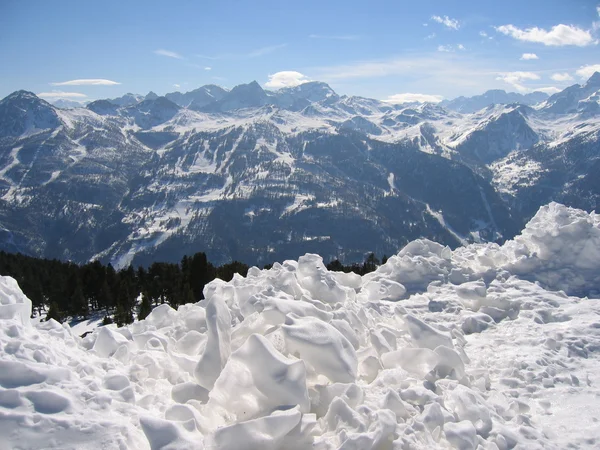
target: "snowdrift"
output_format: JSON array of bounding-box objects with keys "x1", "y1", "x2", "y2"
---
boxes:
[{"x1": 0, "y1": 202, "x2": 599, "y2": 449}]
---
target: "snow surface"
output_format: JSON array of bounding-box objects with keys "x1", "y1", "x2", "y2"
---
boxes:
[{"x1": 1, "y1": 202, "x2": 600, "y2": 449}]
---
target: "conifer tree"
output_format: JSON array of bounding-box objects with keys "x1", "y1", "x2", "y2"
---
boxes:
[{"x1": 138, "y1": 291, "x2": 152, "y2": 321}]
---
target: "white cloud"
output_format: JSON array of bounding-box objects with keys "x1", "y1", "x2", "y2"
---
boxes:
[
  {"x1": 264, "y1": 71, "x2": 311, "y2": 89},
  {"x1": 383, "y1": 93, "x2": 444, "y2": 104},
  {"x1": 495, "y1": 24, "x2": 596, "y2": 46},
  {"x1": 38, "y1": 91, "x2": 87, "y2": 99},
  {"x1": 426, "y1": 33, "x2": 436, "y2": 40},
  {"x1": 437, "y1": 44, "x2": 465, "y2": 52},
  {"x1": 431, "y1": 15, "x2": 460, "y2": 30},
  {"x1": 173, "y1": 84, "x2": 181, "y2": 88},
  {"x1": 204, "y1": 67, "x2": 212, "y2": 71},
  {"x1": 480, "y1": 31, "x2": 488, "y2": 37},
  {"x1": 550, "y1": 72, "x2": 573, "y2": 81},
  {"x1": 154, "y1": 49, "x2": 183, "y2": 59},
  {"x1": 520, "y1": 53, "x2": 539, "y2": 60},
  {"x1": 309, "y1": 34, "x2": 360, "y2": 41},
  {"x1": 536, "y1": 86, "x2": 562, "y2": 94},
  {"x1": 575, "y1": 64, "x2": 600, "y2": 79},
  {"x1": 496, "y1": 71, "x2": 541, "y2": 92},
  {"x1": 50, "y1": 79, "x2": 120, "y2": 86}
]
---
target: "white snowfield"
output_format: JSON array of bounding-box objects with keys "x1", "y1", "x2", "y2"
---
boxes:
[{"x1": 1, "y1": 202, "x2": 599, "y2": 450}]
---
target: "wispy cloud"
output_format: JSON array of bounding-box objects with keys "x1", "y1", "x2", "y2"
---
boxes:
[
  {"x1": 479, "y1": 31, "x2": 493, "y2": 40},
  {"x1": 246, "y1": 44, "x2": 287, "y2": 58},
  {"x1": 50, "y1": 79, "x2": 120, "y2": 86},
  {"x1": 310, "y1": 52, "x2": 503, "y2": 98},
  {"x1": 154, "y1": 49, "x2": 184, "y2": 59},
  {"x1": 309, "y1": 34, "x2": 360, "y2": 41},
  {"x1": 38, "y1": 91, "x2": 87, "y2": 99},
  {"x1": 383, "y1": 93, "x2": 443, "y2": 104},
  {"x1": 265, "y1": 71, "x2": 311, "y2": 89},
  {"x1": 204, "y1": 67, "x2": 212, "y2": 71},
  {"x1": 197, "y1": 44, "x2": 286, "y2": 60},
  {"x1": 550, "y1": 72, "x2": 573, "y2": 81},
  {"x1": 495, "y1": 24, "x2": 596, "y2": 46},
  {"x1": 437, "y1": 44, "x2": 465, "y2": 52},
  {"x1": 431, "y1": 15, "x2": 460, "y2": 30},
  {"x1": 576, "y1": 64, "x2": 600, "y2": 79},
  {"x1": 496, "y1": 71, "x2": 540, "y2": 92},
  {"x1": 520, "y1": 53, "x2": 539, "y2": 60}
]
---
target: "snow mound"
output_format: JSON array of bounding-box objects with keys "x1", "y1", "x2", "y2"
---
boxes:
[{"x1": 1, "y1": 203, "x2": 600, "y2": 449}]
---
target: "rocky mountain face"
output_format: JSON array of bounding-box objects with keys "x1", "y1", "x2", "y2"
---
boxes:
[{"x1": 0, "y1": 75, "x2": 598, "y2": 267}]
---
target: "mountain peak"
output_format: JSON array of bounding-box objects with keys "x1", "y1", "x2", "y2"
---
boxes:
[
  {"x1": 585, "y1": 71, "x2": 600, "y2": 87},
  {"x1": 2, "y1": 90, "x2": 41, "y2": 104},
  {"x1": 0, "y1": 90, "x2": 60, "y2": 136}
]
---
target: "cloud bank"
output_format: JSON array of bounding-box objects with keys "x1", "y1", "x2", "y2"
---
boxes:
[{"x1": 496, "y1": 24, "x2": 596, "y2": 46}]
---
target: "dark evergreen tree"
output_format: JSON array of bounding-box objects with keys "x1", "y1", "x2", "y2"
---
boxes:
[
  {"x1": 46, "y1": 301, "x2": 63, "y2": 323},
  {"x1": 138, "y1": 291, "x2": 152, "y2": 321}
]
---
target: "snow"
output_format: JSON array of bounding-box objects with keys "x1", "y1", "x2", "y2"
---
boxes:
[{"x1": 1, "y1": 202, "x2": 600, "y2": 449}]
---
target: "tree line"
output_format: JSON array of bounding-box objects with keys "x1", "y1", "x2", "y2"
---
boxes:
[{"x1": 0, "y1": 250, "x2": 385, "y2": 328}]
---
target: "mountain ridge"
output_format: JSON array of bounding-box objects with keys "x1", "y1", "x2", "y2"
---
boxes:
[{"x1": 0, "y1": 74, "x2": 598, "y2": 267}]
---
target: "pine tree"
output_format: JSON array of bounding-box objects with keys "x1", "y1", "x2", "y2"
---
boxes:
[
  {"x1": 138, "y1": 291, "x2": 152, "y2": 321},
  {"x1": 46, "y1": 301, "x2": 63, "y2": 323},
  {"x1": 114, "y1": 303, "x2": 133, "y2": 327}
]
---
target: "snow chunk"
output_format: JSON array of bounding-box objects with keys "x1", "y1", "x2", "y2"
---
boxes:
[
  {"x1": 206, "y1": 407, "x2": 307, "y2": 450},
  {"x1": 0, "y1": 276, "x2": 33, "y2": 326},
  {"x1": 209, "y1": 334, "x2": 309, "y2": 422},
  {"x1": 194, "y1": 295, "x2": 232, "y2": 390},
  {"x1": 282, "y1": 315, "x2": 357, "y2": 382}
]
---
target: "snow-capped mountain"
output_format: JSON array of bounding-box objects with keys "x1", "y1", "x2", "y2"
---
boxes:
[
  {"x1": 0, "y1": 74, "x2": 599, "y2": 267},
  {"x1": 441, "y1": 89, "x2": 548, "y2": 114},
  {"x1": 541, "y1": 72, "x2": 600, "y2": 115},
  {"x1": 49, "y1": 99, "x2": 87, "y2": 109}
]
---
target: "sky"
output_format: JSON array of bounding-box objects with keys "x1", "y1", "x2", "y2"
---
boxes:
[{"x1": 1, "y1": 0, "x2": 599, "y2": 104}]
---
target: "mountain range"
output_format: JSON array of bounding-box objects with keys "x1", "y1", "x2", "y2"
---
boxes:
[{"x1": 1, "y1": 74, "x2": 599, "y2": 267}]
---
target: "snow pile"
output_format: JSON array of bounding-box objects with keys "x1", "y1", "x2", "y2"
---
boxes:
[{"x1": 1, "y1": 203, "x2": 600, "y2": 449}]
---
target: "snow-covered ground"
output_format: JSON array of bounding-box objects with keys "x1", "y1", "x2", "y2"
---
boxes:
[{"x1": 0, "y1": 202, "x2": 599, "y2": 449}]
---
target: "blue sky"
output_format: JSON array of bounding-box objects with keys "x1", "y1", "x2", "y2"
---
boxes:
[{"x1": 1, "y1": 0, "x2": 599, "y2": 103}]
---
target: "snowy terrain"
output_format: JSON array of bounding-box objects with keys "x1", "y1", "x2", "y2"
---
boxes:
[{"x1": 1, "y1": 202, "x2": 599, "y2": 449}]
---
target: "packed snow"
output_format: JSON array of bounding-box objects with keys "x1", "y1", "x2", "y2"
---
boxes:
[{"x1": 0, "y1": 202, "x2": 599, "y2": 449}]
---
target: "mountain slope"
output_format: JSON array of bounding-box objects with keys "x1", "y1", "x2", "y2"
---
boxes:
[{"x1": 0, "y1": 75, "x2": 599, "y2": 267}]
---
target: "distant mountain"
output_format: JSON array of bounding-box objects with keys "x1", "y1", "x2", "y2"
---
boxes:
[
  {"x1": 442, "y1": 89, "x2": 548, "y2": 113},
  {"x1": 542, "y1": 72, "x2": 600, "y2": 115},
  {"x1": 108, "y1": 93, "x2": 145, "y2": 107},
  {"x1": 0, "y1": 74, "x2": 598, "y2": 267},
  {"x1": 49, "y1": 99, "x2": 86, "y2": 109},
  {"x1": 86, "y1": 99, "x2": 121, "y2": 116},
  {"x1": 122, "y1": 96, "x2": 180, "y2": 129},
  {"x1": 165, "y1": 85, "x2": 227, "y2": 109},
  {"x1": 274, "y1": 81, "x2": 339, "y2": 110},
  {"x1": 204, "y1": 81, "x2": 270, "y2": 112},
  {"x1": 0, "y1": 90, "x2": 61, "y2": 136}
]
